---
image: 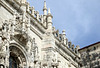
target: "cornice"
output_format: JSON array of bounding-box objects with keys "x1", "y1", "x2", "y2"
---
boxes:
[
  {"x1": 27, "y1": 11, "x2": 47, "y2": 29},
  {"x1": 29, "y1": 13, "x2": 48, "y2": 37},
  {"x1": 79, "y1": 41, "x2": 100, "y2": 51},
  {"x1": 55, "y1": 44, "x2": 78, "y2": 67},
  {"x1": 55, "y1": 41, "x2": 80, "y2": 65},
  {"x1": 54, "y1": 36, "x2": 79, "y2": 58},
  {"x1": 0, "y1": 0, "x2": 14, "y2": 15}
]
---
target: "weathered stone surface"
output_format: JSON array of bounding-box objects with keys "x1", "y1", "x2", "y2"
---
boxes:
[{"x1": 0, "y1": 0, "x2": 81, "y2": 68}]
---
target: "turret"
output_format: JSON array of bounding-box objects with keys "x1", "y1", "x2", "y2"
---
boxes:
[
  {"x1": 47, "y1": 8, "x2": 53, "y2": 31},
  {"x1": 43, "y1": 1, "x2": 47, "y2": 27},
  {"x1": 62, "y1": 30, "x2": 66, "y2": 44}
]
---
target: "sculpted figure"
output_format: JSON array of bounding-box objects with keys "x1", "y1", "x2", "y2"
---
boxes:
[
  {"x1": 26, "y1": 37, "x2": 31, "y2": 55},
  {"x1": 2, "y1": 44, "x2": 6, "y2": 52}
]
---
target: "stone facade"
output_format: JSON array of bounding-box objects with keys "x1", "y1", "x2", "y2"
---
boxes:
[
  {"x1": 79, "y1": 42, "x2": 100, "y2": 68},
  {"x1": 0, "y1": 0, "x2": 81, "y2": 68}
]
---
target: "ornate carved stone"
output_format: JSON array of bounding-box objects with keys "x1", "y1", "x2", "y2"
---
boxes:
[
  {"x1": 0, "y1": 0, "x2": 82, "y2": 68},
  {"x1": 68, "y1": 41, "x2": 72, "y2": 48}
]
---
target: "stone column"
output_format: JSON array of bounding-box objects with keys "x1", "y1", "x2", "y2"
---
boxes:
[
  {"x1": 11, "y1": 12, "x2": 16, "y2": 36},
  {"x1": 5, "y1": 23, "x2": 10, "y2": 68},
  {"x1": 0, "y1": 37, "x2": 5, "y2": 65},
  {"x1": 22, "y1": 12, "x2": 26, "y2": 33},
  {"x1": 62, "y1": 30, "x2": 66, "y2": 44},
  {"x1": 27, "y1": 17, "x2": 30, "y2": 35},
  {"x1": 0, "y1": 39, "x2": 9, "y2": 68},
  {"x1": 5, "y1": 39, "x2": 10, "y2": 68},
  {"x1": 2, "y1": 19, "x2": 10, "y2": 67}
]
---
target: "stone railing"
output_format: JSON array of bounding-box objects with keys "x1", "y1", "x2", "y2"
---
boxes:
[{"x1": 53, "y1": 29, "x2": 80, "y2": 55}]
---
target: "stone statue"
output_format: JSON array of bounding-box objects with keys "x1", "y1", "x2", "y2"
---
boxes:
[
  {"x1": 2, "y1": 20, "x2": 9, "y2": 39},
  {"x1": 26, "y1": 36, "x2": 31, "y2": 55},
  {"x1": 1, "y1": 39, "x2": 7, "y2": 53},
  {"x1": 31, "y1": 38, "x2": 39, "y2": 62}
]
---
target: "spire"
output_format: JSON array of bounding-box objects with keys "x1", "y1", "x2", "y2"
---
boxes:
[
  {"x1": 43, "y1": 1, "x2": 47, "y2": 15},
  {"x1": 62, "y1": 30, "x2": 66, "y2": 35},
  {"x1": 48, "y1": 8, "x2": 51, "y2": 14},
  {"x1": 62, "y1": 30, "x2": 66, "y2": 45},
  {"x1": 47, "y1": 8, "x2": 53, "y2": 17},
  {"x1": 43, "y1": 1, "x2": 47, "y2": 10}
]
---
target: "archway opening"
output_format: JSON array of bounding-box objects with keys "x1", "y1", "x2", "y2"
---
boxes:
[
  {"x1": 9, "y1": 45, "x2": 27, "y2": 68},
  {"x1": 9, "y1": 52, "x2": 20, "y2": 68}
]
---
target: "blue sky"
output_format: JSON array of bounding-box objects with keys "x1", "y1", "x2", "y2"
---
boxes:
[{"x1": 27, "y1": 0, "x2": 100, "y2": 48}]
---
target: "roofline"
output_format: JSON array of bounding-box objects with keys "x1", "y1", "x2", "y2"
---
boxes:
[{"x1": 79, "y1": 41, "x2": 100, "y2": 51}]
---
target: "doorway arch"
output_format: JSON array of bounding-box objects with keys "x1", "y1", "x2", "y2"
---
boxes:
[{"x1": 9, "y1": 43, "x2": 29, "y2": 68}]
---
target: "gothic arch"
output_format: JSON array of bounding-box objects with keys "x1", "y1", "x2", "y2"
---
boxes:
[{"x1": 9, "y1": 43, "x2": 29, "y2": 68}]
